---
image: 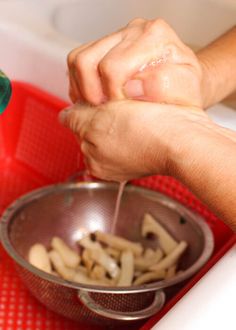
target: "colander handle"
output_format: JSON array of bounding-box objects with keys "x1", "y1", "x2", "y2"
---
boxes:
[{"x1": 78, "y1": 289, "x2": 165, "y2": 321}]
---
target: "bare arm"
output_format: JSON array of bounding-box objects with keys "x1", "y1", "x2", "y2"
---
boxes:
[
  {"x1": 65, "y1": 21, "x2": 236, "y2": 232},
  {"x1": 68, "y1": 20, "x2": 236, "y2": 110},
  {"x1": 61, "y1": 101, "x2": 236, "y2": 232},
  {"x1": 169, "y1": 120, "x2": 236, "y2": 231},
  {"x1": 197, "y1": 26, "x2": 236, "y2": 108}
]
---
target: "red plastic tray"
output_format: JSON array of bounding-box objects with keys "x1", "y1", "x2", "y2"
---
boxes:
[{"x1": 0, "y1": 82, "x2": 235, "y2": 330}]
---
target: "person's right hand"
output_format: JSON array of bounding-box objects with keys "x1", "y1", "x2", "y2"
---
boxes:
[
  {"x1": 60, "y1": 100, "x2": 210, "y2": 182},
  {"x1": 67, "y1": 18, "x2": 203, "y2": 108}
]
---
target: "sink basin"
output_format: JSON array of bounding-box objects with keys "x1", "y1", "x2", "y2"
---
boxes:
[
  {"x1": 52, "y1": 0, "x2": 236, "y2": 47},
  {"x1": 0, "y1": 0, "x2": 235, "y2": 100}
]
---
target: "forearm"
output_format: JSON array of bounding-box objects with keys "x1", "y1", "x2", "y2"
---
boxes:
[
  {"x1": 197, "y1": 26, "x2": 236, "y2": 108},
  {"x1": 169, "y1": 121, "x2": 236, "y2": 231}
]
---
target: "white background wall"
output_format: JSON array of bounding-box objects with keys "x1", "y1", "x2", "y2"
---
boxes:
[{"x1": 0, "y1": 0, "x2": 235, "y2": 100}]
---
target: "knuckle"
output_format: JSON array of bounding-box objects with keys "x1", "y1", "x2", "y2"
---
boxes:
[
  {"x1": 155, "y1": 18, "x2": 168, "y2": 27},
  {"x1": 74, "y1": 52, "x2": 87, "y2": 72},
  {"x1": 83, "y1": 129, "x2": 93, "y2": 143},
  {"x1": 69, "y1": 90, "x2": 77, "y2": 103},
  {"x1": 87, "y1": 160, "x2": 102, "y2": 178},
  {"x1": 98, "y1": 57, "x2": 114, "y2": 77},
  {"x1": 144, "y1": 18, "x2": 168, "y2": 35},
  {"x1": 98, "y1": 57, "x2": 122, "y2": 92},
  {"x1": 67, "y1": 112, "x2": 80, "y2": 134},
  {"x1": 67, "y1": 42, "x2": 93, "y2": 68},
  {"x1": 74, "y1": 50, "x2": 94, "y2": 74},
  {"x1": 80, "y1": 142, "x2": 87, "y2": 155},
  {"x1": 67, "y1": 48, "x2": 77, "y2": 67},
  {"x1": 127, "y1": 17, "x2": 146, "y2": 27},
  {"x1": 92, "y1": 107, "x2": 115, "y2": 136},
  {"x1": 89, "y1": 111, "x2": 104, "y2": 132},
  {"x1": 153, "y1": 18, "x2": 168, "y2": 29}
]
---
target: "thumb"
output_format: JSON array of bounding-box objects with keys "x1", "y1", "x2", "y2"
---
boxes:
[
  {"x1": 123, "y1": 79, "x2": 145, "y2": 99},
  {"x1": 59, "y1": 104, "x2": 93, "y2": 135}
]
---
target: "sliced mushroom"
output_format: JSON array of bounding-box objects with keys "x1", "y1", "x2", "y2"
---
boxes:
[
  {"x1": 76, "y1": 265, "x2": 88, "y2": 275},
  {"x1": 165, "y1": 264, "x2": 177, "y2": 279},
  {"x1": 149, "y1": 241, "x2": 187, "y2": 272},
  {"x1": 142, "y1": 213, "x2": 178, "y2": 255},
  {"x1": 90, "y1": 265, "x2": 106, "y2": 280},
  {"x1": 133, "y1": 270, "x2": 166, "y2": 286},
  {"x1": 51, "y1": 271, "x2": 59, "y2": 277},
  {"x1": 134, "y1": 248, "x2": 163, "y2": 271},
  {"x1": 79, "y1": 236, "x2": 120, "y2": 278},
  {"x1": 104, "y1": 247, "x2": 121, "y2": 261},
  {"x1": 28, "y1": 243, "x2": 52, "y2": 274},
  {"x1": 87, "y1": 248, "x2": 120, "y2": 279},
  {"x1": 95, "y1": 231, "x2": 143, "y2": 257},
  {"x1": 51, "y1": 237, "x2": 80, "y2": 268},
  {"x1": 49, "y1": 250, "x2": 75, "y2": 281},
  {"x1": 28, "y1": 210, "x2": 186, "y2": 287},
  {"x1": 134, "y1": 270, "x2": 143, "y2": 278},
  {"x1": 117, "y1": 250, "x2": 134, "y2": 286},
  {"x1": 143, "y1": 248, "x2": 156, "y2": 259},
  {"x1": 73, "y1": 271, "x2": 111, "y2": 286},
  {"x1": 81, "y1": 249, "x2": 94, "y2": 272}
]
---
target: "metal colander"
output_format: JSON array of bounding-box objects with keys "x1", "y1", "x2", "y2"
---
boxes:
[{"x1": 0, "y1": 181, "x2": 214, "y2": 327}]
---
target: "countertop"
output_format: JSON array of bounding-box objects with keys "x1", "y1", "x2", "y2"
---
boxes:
[
  {"x1": 0, "y1": 2, "x2": 235, "y2": 328},
  {"x1": 152, "y1": 244, "x2": 236, "y2": 330},
  {"x1": 151, "y1": 102, "x2": 236, "y2": 329}
]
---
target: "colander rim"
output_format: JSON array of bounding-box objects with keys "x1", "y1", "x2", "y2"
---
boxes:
[{"x1": 0, "y1": 181, "x2": 214, "y2": 294}]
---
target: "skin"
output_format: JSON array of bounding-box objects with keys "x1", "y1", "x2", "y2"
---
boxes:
[
  {"x1": 60, "y1": 101, "x2": 236, "y2": 231},
  {"x1": 67, "y1": 19, "x2": 236, "y2": 109},
  {"x1": 62, "y1": 19, "x2": 236, "y2": 231},
  {"x1": 198, "y1": 26, "x2": 236, "y2": 108},
  {"x1": 67, "y1": 18, "x2": 203, "y2": 107}
]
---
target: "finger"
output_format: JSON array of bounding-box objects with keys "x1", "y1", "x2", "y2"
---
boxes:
[
  {"x1": 80, "y1": 142, "x2": 102, "y2": 178},
  {"x1": 68, "y1": 41, "x2": 97, "y2": 102},
  {"x1": 132, "y1": 62, "x2": 202, "y2": 106},
  {"x1": 72, "y1": 31, "x2": 123, "y2": 105},
  {"x1": 59, "y1": 104, "x2": 95, "y2": 137},
  {"x1": 67, "y1": 41, "x2": 96, "y2": 71},
  {"x1": 98, "y1": 19, "x2": 186, "y2": 100},
  {"x1": 67, "y1": 19, "x2": 148, "y2": 103},
  {"x1": 80, "y1": 140, "x2": 95, "y2": 158},
  {"x1": 68, "y1": 85, "x2": 77, "y2": 104},
  {"x1": 68, "y1": 72, "x2": 84, "y2": 103}
]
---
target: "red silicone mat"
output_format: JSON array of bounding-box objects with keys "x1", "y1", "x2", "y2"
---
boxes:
[{"x1": 0, "y1": 82, "x2": 235, "y2": 330}]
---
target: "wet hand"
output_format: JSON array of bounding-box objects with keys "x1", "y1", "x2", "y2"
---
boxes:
[
  {"x1": 60, "y1": 101, "x2": 208, "y2": 181},
  {"x1": 67, "y1": 18, "x2": 203, "y2": 107}
]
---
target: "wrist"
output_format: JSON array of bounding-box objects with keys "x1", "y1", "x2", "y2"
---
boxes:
[
  {"x1": 197, "y1": 26, "x2": 236, "y2": 109},
  {"x1": 197, "y1": 53, "x2": 216, "y2": 109},
  {"x1": 165, "y1": 112, "x2": 218, "y2": 179}
]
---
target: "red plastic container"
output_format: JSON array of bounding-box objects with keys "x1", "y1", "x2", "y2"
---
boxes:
[{"x1": 0, "y1": 82, "x2": 235, "y2": 330}]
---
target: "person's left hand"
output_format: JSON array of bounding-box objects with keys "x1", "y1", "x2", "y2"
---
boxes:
[{"x1": 67, "y1": 18, "x2": 203, "y2": 108}]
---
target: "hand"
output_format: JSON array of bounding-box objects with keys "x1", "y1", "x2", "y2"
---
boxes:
[
  {"x1": 67, "y1": 18, "x2": 203, "y2": 107},
  {"x1": 59, "y1": 100, "x2": 209, "y2": 182}
]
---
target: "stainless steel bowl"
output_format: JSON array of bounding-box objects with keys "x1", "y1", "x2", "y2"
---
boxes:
[{"x1": 0, "y1": 181, "x2": 214, "y2": 327}]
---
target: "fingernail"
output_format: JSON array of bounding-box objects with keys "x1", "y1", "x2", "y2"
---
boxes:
[{"x1": 124, "y1": 79, "x2": 144, "y2": 98}]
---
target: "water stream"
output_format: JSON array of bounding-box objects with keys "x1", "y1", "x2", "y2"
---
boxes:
[{"x1": 111, "y1": 181, "x2": 127, "y2": 233}]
